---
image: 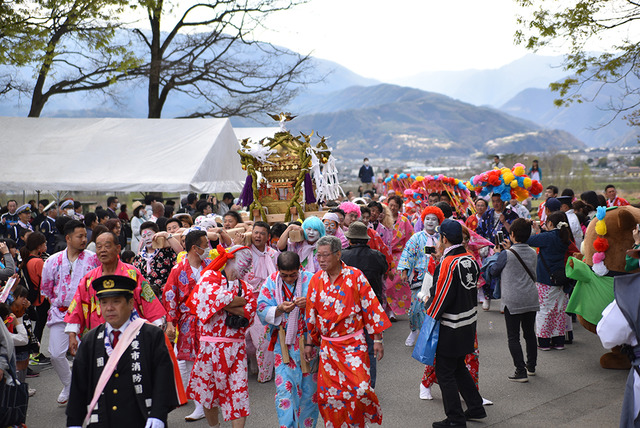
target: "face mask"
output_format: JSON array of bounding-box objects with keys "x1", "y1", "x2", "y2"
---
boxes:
[
  {"x1": 305, "y1": 228, "x2": 320, "y2": 243},
  {"x1": 67, "y1": 209, "x2": 75, "y2": 216},
  {"x1": 198, "y1": 248, "x2": 209, "y2": 261},
  {"x1": 116, "y1": 202, "x2": 121, "y2": 210},
  {"x1": 364, "y1": 161, "x2": 369, "y2": 166}
]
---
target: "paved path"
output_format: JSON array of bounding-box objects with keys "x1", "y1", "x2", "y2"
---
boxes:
[{"x1": 25, "y1": 307, "x2": 625, "y2": 427}]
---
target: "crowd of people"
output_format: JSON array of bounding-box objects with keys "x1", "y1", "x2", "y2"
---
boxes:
[{"x1": 0, "y1": 174, "x2": 636, "y2": 428}]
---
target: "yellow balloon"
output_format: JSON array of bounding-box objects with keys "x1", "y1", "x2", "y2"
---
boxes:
[
  {"x1": 595, "y1": 220, "x2": 607, "y2": 236},
  {"x1": 503, "y1": 173, "x2": 515, "y2": 184},
  {"x1": 514, "y1": 166, "x2": 525, "y2": 176},
  {"x1": 523, "y1": 177, "x2": 532, "y2": 188},
  {"x1": 416, "y1": 176, "x2": 424, "y2": 181},
  {"x1": 510, "y1": 180, "x2": 519, "y2": 188}
]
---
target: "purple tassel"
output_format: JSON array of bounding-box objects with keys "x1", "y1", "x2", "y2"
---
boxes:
[
  {"x1": 304, "y1": 173, "x2": 316, "y2": 204},
  {"x1": 239, "y1": 175, "x2": 254, "y2": 206}
]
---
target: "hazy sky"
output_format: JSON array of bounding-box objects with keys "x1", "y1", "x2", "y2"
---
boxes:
[{"x1": 258, "y1": 0, "x2": 531, "y2": 80}]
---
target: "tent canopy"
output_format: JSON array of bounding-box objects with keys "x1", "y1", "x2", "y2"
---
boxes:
[{"x1": 0, "y1": 117, "x2": 246, "y2": 193}]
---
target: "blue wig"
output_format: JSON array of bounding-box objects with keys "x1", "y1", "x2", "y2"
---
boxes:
[{"x1": 301, "y1": 216, "x2": 326, "y2": 240}]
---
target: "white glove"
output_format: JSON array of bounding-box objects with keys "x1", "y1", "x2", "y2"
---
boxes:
[{"x1": 144, "y1": 417, "x2": 165, "y2": 428}]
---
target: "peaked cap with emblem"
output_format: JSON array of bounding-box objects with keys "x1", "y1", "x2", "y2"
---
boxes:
[{"x1": 92, "y1": 274, "x2": 136, "y2": 298}]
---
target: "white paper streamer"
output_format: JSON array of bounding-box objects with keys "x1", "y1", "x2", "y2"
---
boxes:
[{"x1": 306, "y1": 147, "x2": 344, "y2": 203}]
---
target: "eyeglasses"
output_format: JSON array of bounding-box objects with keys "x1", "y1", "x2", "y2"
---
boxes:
[{"x1": 316, "y1": 250, "x2": 339, "y2": 259}]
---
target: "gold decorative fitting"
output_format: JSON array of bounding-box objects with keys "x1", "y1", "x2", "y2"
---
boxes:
[{"x1": 104, "y1": 280, "x2": 115, "y2": 289}]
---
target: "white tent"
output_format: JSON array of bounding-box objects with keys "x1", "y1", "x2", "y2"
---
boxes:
[{"x1": 0, "y1": 117, "x2": 246, "y2": 193}]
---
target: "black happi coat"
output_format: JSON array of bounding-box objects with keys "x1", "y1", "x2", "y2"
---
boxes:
[{"x1": 66, "y1": 322, "x2": 181, "y2": 427}]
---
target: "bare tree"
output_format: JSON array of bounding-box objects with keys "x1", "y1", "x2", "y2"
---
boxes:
[
  {"x1": 131, "y1": 0, "x2": 313, "y2": 118},
  {"x1": 0, "y1": 0, "x2": 139, "y2": 117}
]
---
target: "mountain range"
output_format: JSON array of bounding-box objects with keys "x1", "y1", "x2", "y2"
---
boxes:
[
  {"x1": 392, "y1": 54, "x2": 640, "y2": 148},
  {"x1": 0, "y1": 38, "x2": 634, "y2": 157},
  {"x1": 282, "y1": 84, "x2": 584, "y2": 159}
]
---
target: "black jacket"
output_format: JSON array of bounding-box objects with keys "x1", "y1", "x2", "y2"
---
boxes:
[
  {"x1": 342, "y1": 243, "x2": 388, "y2": 305},
  {"x1": 67, "y1": 322, "x2": 181, "y2": 427},
  {"x1": 426, "y1": 246, "x2": 479, "y2": 358}
]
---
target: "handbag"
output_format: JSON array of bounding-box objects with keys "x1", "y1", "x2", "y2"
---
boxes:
[
  {"x1": 539, "y1": 252, "x2": 575, "y2": 293},
  {"x1": 411, "y1": 315, "x2": 440, "y2": 366},
  {"x1": 0, "y1": 370, "x2": 29, "y2": 427},
  {"x1": 508, "y1": 248, "x2": 536, "y2": 283}
]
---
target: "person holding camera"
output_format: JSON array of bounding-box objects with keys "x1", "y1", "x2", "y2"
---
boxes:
[
  {"x1": 476, "y1": 194, "x2": 519, "y2": 311},
  {"x1": 186, "y1": 245, "x2": 256, "y2": 428},
  {"x1": 398, "y1": 206, "x2": 444, "y2": 348},
  {"x1": 527, "y1": 212, "x2": 577, "y2": 351},
  {"x1": 489, "y1": 219, "x2": 539, "y2": 382}
]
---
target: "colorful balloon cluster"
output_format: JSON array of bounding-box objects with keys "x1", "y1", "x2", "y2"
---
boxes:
[
  {"x1": 592, "y1": 206, "x2": 610, "y2": 276},
  {"x1": 385, "y1": 173, "x2": 471, "y2": 216},
  {"x1": 465, "y1": 163, "x2": 544, "y2": 202}
]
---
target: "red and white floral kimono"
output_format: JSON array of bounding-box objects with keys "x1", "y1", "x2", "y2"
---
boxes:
[
  {"x1": 306, "y1": 263, "x2": 391, "y2": 427},
  {"x1": 385, "y1": 214, "x2": 414, "y2": 315},
  {"x1": 163, "y1": 257, "x2": 209, "y2": 361},
  {"x1": 187, "y1": 270, "x2": 257, "y2": 421}
]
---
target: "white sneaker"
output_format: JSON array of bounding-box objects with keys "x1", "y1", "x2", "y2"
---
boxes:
[
  {"x1": 420, "y1": 384, "x2": 433, "y2": 400},
  {"x1": 405, "y1": 330, "x2": 419, "y2": 347},
  {"x1": 57, "y1": 387, "x2": 69, "y2": 405},
  {"x1": 482, "y1": 397, "x2": 493, "y2": 405},
  {"x1": 184, "y1": 402, "x2": 206, "y2": 421},
  {"x1": 482, "y1": 300, "x2": 491, "y2": 311}
]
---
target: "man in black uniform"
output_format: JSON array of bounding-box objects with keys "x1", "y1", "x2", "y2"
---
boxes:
[
  {"x1": 341, "y1": 221, "x2": 388, "y2": 388},
  {"x1": 67, "y1": 275, "x2": 184, "y2": 428},
  {"x1": 425, "y1": 219, "x2": 486, "y2": 428}
]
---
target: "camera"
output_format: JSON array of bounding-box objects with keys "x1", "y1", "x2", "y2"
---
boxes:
[
  {"x1": 424, "y1": 246, "x2": 436, "y2": 255},
  {"x1": 495, "y1": 231, "x2": 504, "y2": 246},
  {"x1": 225, "y1": 314, "x2": 250, "y2": 329}
]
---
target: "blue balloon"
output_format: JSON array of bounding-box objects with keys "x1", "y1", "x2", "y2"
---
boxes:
[
  {"x1": 596, "y1": 206, "x2": 607, "y2": 220},
  {"x1": 384, "y1": 177, "x2": 391, "y2": 183}
]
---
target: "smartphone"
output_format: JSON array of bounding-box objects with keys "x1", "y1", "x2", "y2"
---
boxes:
[
  {"x1": 424, "y1": 246, "x2": 436, "y2": 255},
  {"x1": 495, "y1": 231, "x2": 504, "y2": 246},
  {"x1": 637, "y1": 224, "x2": 640, "y2": 232}
]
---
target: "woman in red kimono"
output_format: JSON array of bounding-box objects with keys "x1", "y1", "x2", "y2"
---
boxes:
[{"x1": 384, "y1": 195, "x2": 414, "y2": 320}]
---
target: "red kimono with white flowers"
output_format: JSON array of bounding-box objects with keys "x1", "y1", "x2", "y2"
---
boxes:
[
  {"x1": 163, "y1": 258, "x2": 209, "y2": 361},
  {"x1": 187, "y1": 270, "x2": 257, "y2": 421},
  {"x1": 306, "y1": 263, "x2": 391, "y2": 428}
]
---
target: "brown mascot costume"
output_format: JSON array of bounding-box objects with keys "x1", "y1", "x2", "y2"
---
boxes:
[{"x1": 565, "y1": 205, "x2": 640, "y2": 369}]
